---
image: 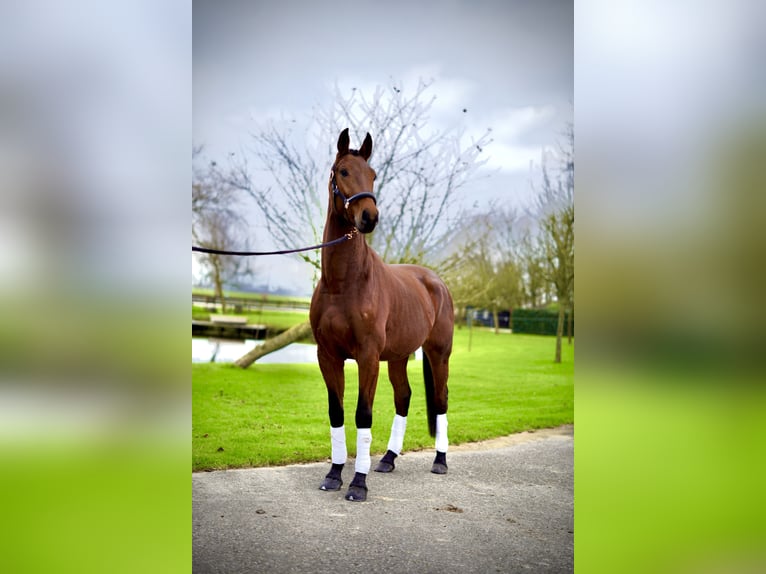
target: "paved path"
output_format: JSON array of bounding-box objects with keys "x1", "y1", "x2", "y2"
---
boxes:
[{"x1": 193, "y1": 426, "x2": 573, "y2": 574}]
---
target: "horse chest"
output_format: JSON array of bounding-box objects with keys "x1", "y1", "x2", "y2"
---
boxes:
[{"x1": 314, "y1": 303, "x2": 383, "y2": 351}]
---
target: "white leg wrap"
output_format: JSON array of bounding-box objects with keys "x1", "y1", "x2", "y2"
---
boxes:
[
  {"x1": 330, "y1": 425, "x2": 347, "y2": 464},
  {"x1": 355, "y1": 428, "x2": 372, "y2": 474},
  {"x1": 387, "y1": 414, "x2": 407, "y2": 455},
  {"x1": 435, "y1": 413, "x2": 449, "y2": 453}
]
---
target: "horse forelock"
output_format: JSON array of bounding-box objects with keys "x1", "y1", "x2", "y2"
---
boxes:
[
  {"x1": 348, "y1": 149, "x2": 361, "y2": 157},
  {"x1": 336, "y1": 148, "x2": 361, "y2": 159}
]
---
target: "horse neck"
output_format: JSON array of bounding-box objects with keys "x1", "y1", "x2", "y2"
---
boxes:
[{"x1": 320, "y1": 202, "x2": 372, "y2": 287}]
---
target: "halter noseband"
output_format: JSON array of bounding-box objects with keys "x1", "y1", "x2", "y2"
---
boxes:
[{"x1": 330, "y1": 169, "x2": 377, "y2": 211}]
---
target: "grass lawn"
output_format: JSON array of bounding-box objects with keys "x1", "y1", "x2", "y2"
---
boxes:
[
  {"x1": 192, "y1": 287, "x2": 311, "y2": 306},
  {"x1": 192, "y1": 305, "x2": 309, "y2": 331},
  {"x1": 192, "y1": 328, "x2": 573, "y2": 471}
]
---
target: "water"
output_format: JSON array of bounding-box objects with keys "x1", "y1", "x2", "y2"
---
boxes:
[
  {"x1": 192, "y1": 338, "x2": 424, "y2": 364},
  {"x1": 192, "y1": 338, "x2": 317, "y2": 364}
]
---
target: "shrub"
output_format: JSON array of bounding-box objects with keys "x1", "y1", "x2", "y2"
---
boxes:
[{"x1": 512, "y1": 307, "x2": 574, "y2": 336}]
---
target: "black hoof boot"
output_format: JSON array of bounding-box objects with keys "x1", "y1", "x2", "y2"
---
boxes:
[
  {"x1": 374, "y1": 450, "x2": 398, "y2": 473},
  {"x1": 319, "y1": 463, "x2": 344, "y2": 491},
  {"x1": 344, "y1": 472, "x2": 368, "y2": 502},
  {"x1": 431, "y1": 451, "x2": 448, "y2": 475}
]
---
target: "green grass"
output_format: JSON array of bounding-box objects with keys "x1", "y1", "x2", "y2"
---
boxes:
[
  {"x1": 239, "y1": 309, "x2": 309, "y2": 330},
  {"x1": 192, "y1": 329, "x2": 573, "y2": 471},
  {"x1": 192, "y1": 287, "x2": 311, "y2": 306},
  {"x1": 192, "y1": 305, "x2": 309, "y2": 331}
]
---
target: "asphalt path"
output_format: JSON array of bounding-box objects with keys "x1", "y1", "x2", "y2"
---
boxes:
[{"x1": 193, "y1": 425, "x2": 573, "y2": 574}]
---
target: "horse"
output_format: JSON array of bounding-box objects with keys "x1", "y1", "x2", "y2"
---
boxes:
[{"x1": 309, "y1": 128, "x2": 454, "y2": 502}]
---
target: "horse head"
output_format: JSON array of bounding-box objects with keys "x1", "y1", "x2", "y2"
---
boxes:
[{"x1": 331, "y1": 128, "x2": 379, "y2": 234}]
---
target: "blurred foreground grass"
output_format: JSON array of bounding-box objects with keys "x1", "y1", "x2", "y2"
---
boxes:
[
  {"x1": 0, "y1": 297, "x2": 189, "y2": 573},
  {"x1": 576, "y1": 367, "x2": 766, "y2": 573}
]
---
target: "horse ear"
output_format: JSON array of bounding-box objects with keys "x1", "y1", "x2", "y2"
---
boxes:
[
  {"x1": 359, "y1": 132, "x2": 373, "y2": 161},
  {"x1": 337, "y1": 128, "x2": 350, "y2": 155}
]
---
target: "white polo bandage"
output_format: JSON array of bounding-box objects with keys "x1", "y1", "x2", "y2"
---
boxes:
[
  {"x1": 386, "y1": 414, "x2": 407, "y2": 455},
  {"x1": 330, "y1": 425, "x2": 347, "y2": 464},
  {"x1": 355, "y1": 428, "x2": 372, "y2": 474},
  {"x1": 435, "y1": 413, "x2": 448, "y2": 453}
]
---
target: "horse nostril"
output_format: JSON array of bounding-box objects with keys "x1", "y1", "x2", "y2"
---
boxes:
[{"x1": 358, "y1": 209, "x2": 378, "y2": 233}]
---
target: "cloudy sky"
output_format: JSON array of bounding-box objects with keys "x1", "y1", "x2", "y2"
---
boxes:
[{"x1": 193, "y1": 0, "x2": 573, "y2": 294}]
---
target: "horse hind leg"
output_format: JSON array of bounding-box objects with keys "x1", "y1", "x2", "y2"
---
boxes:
[
  {"x1": 423, "y1": 345, "x2": 450, "y2": 475},
  {"x1": 374, "y1": 358, "x2": 411, "y2": 473}
]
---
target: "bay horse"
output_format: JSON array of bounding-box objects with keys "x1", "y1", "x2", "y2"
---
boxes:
[{"x1": 310, "y1": 128, "x2": 454, "y2": 502}]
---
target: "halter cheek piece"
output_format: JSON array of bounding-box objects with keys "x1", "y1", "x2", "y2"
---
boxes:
[{"x1": 330, "y1": 169, "x2": 377, "y2": 211}]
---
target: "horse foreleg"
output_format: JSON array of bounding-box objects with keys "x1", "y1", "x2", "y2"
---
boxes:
[
  {"x1": 318, "y1": 349, "x2": 346, "y2": 492},
  {"x1": 375, "y1": 358, "x2": 411, "y2": 473},
  {"x1": 345, "y1": 428, "x2": 372, "y2": 502},
  {"x1": 345, "y1": 354, "x2": 380, "y2": 502}
]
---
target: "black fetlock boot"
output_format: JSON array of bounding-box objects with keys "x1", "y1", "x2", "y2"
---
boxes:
[
  {"x1": 431, "y1": 451, "x2": 448, "y2": 474},
  {"x1": 345, "y1": 472, "x2": 368, "y2": 501},
  {"x1": 319, "y1": 463, "x2": 344, "y2": 491}
]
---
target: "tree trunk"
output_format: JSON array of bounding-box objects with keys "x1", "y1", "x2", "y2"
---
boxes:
[
  {"x1": 492, "y1": 308, "x2": 499, "y2": 334},
  {"x1": 212, "y1": 258, "x2": 227, "y2": 314},
  {"x1": 567, "y1": 305, "x2": 573, "y2": 344},
  {"x1": 234, "y1": 320, "x2": 313, "y2": 368},
  {"x1": 555, "y1": 304, "x2": 565, "y2": 363},
  {"x1": 467, "y1": 311, "x2": 473, "y2": 352}
]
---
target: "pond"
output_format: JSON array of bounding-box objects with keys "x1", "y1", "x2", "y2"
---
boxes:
[
  {"x1": 192, "y1": 338, "x2": 424, "y2": 364},
  {"x1": 192, "y1": 337, "x2": 317, "y2": 364}
]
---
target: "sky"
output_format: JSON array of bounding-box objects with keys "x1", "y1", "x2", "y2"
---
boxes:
[{"x1": 193, "y1": 0, "x2": 573, "y2": 295}]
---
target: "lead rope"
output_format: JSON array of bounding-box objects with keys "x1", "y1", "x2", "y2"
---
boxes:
[{"x1": 192, "y1": 228, "x2": 357, "y2": 256}]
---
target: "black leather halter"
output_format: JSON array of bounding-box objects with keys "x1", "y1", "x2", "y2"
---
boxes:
[{"x1": 330, "y1": 169, "x2": 377, "y2": 211}]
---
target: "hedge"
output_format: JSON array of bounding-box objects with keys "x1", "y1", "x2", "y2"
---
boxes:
[{"x1": 511, "y1": 307, "x2": 574, "y2": 336}]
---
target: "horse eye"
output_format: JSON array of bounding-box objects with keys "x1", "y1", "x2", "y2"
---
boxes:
[{"x1": 340, "y1": 169, "x2": 349, "y2": 177}]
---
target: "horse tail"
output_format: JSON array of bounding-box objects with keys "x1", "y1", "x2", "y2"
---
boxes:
[{"x1": 423, "y1": 352, "x2": 437, "y2": 437}]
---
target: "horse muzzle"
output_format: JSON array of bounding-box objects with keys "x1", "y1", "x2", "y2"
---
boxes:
[{"x1": 356, "y1": 207, "x2": 379, "y2": 234}]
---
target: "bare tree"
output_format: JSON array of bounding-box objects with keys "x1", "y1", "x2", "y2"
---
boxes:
[
  {"x1": 441, "y1": 208, "x2": 522, "y2": 335},
  {"x1": 192, "y1": 154, "x2": 253, "y2": 311},
  {"x1": 227, "y1": 125, "x2": 324, "y2": 271},
  {"x1": 441, "y1": 236, "x2": 491, "y2": 325},
  {"x1": 317, "y1": 80, "x2": 492, "y2": 264},
  {"x1": 517, "y1": 228, "x2": 552, "y2": 308},
  {"x1": 229, "y1": 78, "x2": 492, "y2": 269},
  {"x1": 534, "y1": 124, "x2": 574, "y2": 363}
]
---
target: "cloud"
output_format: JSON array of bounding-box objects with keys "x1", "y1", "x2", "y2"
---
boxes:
[
  {"x1": 400, "y1": 64, "x2": 479, "y2": 116},
  {"x1": 477, "y1": 105, "x2": 558, "y2": 173},
  {"x1": 483, "y1": 142, "x2": 551, "y2": 173},
  {"x1": 490, "y1": 105, "x2": 557, "y2": 140}
]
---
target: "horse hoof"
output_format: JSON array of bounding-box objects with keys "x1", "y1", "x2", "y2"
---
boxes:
[
  {"x1": 374, "y1": 461, "x2": 395, "y2": 473},
  {"x1": 374, "y1": 450, "x2": 397, "y2": 473},
  {"x1": 344, "y1": 485, "x2": 368, "y2": 502},
  {"x1": 432, "y1": 451, "x2": 447, "y2": 474},
  {"x1": 319, "y1": 476, "x2": 343, "y2": 491},
  {"x1": 345, "y1": 472, "x2": 368, "y2": 501}
]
